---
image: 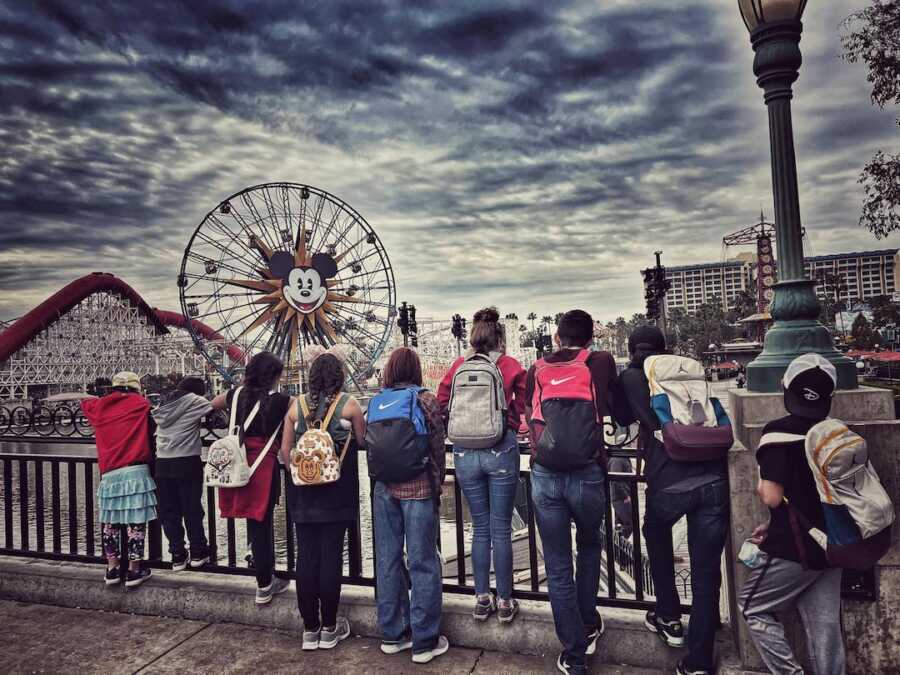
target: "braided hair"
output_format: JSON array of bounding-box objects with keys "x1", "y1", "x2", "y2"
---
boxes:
[{"x1": 306, "y1": 354, "x2": 345, "y2": 424}]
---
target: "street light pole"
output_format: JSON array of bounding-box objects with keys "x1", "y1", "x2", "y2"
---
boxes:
[{"x1": 738, "y1": 0, "x2": 857, "y2": 391}]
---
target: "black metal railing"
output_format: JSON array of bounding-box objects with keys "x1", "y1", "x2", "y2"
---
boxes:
[{"x1": 0, "y1": 409, "x2": 691, "y2": 612}]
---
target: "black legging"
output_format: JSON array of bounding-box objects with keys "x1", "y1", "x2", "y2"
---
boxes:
[
  {"x1": 295, "y1": 522, "x2": 348, "y2": 631},
  {"x1": 248, "y1": 466, "x2": 280, "y2": 588}
]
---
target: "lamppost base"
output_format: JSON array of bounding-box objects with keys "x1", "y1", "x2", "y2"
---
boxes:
[{"x1": 746, "y1": 319, "x2": 858, "y2": 392}]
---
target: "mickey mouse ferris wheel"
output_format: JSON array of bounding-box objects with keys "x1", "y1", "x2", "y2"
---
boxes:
[{"x1": 178, "y1": 182, "x2": 396, "y2": 388}]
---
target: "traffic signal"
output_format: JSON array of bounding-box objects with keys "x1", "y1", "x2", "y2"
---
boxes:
[
  {"x1": 398, "y1": 302, "x2": 409, "y2": 336},
  {"x1": 451, "y1": 314, "x2": 462, "y2": 340},
  {"x1": 408, "y1": 304, "x2": 418, "y2": 345}
]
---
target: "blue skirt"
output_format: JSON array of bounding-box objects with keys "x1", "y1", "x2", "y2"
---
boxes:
[{"x1": 98, "y1": 465, "x2": 158, "y2": 524}]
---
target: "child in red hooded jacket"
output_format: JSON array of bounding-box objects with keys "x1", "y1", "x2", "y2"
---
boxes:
[{"x1": 81, "y1": 371, "x2": 157, "y2": 588}]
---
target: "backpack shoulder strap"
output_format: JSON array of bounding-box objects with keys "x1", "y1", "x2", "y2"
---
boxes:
[
  {"x1": 574, "y1": 349, "x2": 591, "y2": 363},
  {"x1": 228, "y1": 386, "x2": 243, "y2": 432},
  {"x1": 296, "y1": 396, "x2": 310, "y2": 434},
  {"x1": 320, "y1": 394, "x2": 343, "y2": 430}
]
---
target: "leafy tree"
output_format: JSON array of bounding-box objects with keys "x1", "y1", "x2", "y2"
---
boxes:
[
  {"x1": 869, "y1": 294, "x2": 900, "y2": 328},
  {"x1": 840, "y1": 1, "x2": 900, "y2": 238},
  {"x1": 727, "y1": 288, "x2": 758, "y2": 323},
  {"x1": 850, "y1": 313, "x2": 880, "y2": 350},
  {"x1": 665, "y1": 299, "x2": 735, "y2": 361}
]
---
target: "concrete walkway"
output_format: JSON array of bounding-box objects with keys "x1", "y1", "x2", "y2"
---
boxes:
[{"x1": 0, "y1": 600, "x2": 665, "y2": 675}]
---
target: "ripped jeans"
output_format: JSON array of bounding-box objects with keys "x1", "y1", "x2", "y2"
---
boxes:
[{"x1": 453, "y1": 429, "x2": 520, "y2": 599}]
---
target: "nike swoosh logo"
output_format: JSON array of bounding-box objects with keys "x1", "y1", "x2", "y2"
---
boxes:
[
  {"x1": 550, "y1": 376, "x2": 575, "y2": 386},
  {"x1": 378, "y1": 400, "x2": 400, "y2": 410}
]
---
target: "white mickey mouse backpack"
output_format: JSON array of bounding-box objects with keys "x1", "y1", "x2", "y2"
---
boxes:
[
  {"x1": 204, "y1": 387, "x2": 281, "y2": 488},
  {"x1": 290, "y1": 394, "x2": 351, "y2": 486}
]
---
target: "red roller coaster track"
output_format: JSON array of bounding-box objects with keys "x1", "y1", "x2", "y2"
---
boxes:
[{"x1": 0, "y1": 272, "x2": 245, "y2": 365}]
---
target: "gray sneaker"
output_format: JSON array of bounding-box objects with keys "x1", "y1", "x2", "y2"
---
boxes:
[
  {"x1": 473, "y1": 594, "x2": 496, "y2": 621},
  {"x1": 498, "y1": 598, "x2": 519, "y2": 624},
  {"x1": 302, "y1": 629, "x2": 320, "y2": 651},
  {"x1": 255, "y1": 577, "x2": 290, "y2": 605},
  {"x1": 319, "y1": 617, "x2": 350, "y2": 649},
  {"x1": 411, "y1": 635, "x2": 450, "y2": 664}
]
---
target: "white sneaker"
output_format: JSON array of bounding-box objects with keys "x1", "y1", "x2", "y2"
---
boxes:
[
  {"x1": 380, "y1": 636, "x2": 413, "y2": 654},
  {"x1": 319, "y1": 617, "x2": 351, "y2": 649},
  {"x1": 411, "y1": 635, "x2": 449, "y2": 664}
]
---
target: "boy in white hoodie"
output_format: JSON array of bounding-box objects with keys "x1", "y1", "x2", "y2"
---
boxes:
[{"x1": 152, "y1": 377, "x2": 213, "y2": 570}]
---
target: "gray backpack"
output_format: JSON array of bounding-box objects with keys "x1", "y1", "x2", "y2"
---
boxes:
[{"x1": 447, "y1": 352, "x2": 507, "y2": 449}]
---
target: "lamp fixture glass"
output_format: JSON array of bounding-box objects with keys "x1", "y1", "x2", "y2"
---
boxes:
[{"x1": 738, "y1": 0, "x2": 807, "y2": 31}]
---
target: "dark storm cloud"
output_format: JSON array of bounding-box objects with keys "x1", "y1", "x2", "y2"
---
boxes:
[{"x1": 0, "y1": 0, "x2": 895, "y2": 324}]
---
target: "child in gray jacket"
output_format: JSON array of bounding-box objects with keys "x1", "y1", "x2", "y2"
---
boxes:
[{"x1": 152, "y1": 377, "x2": 213, "y2": 569}]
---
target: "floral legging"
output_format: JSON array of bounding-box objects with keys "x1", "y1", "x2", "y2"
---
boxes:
[{"x1": 102, "y1": 523, "x2": 146, "y2": 561}]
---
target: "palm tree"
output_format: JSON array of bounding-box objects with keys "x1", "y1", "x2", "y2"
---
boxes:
[{"x1": 527, "y1": 312, "x2": 538, "y2": 348}]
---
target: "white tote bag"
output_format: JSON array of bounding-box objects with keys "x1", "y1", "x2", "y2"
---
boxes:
[{"x1": 204, "y1": 387, "x2": 281, "y2": 488}]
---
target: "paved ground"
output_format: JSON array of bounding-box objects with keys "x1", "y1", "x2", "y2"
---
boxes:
[{"x1": 0, "y1": 600, "x2": 666, "y2": 675}]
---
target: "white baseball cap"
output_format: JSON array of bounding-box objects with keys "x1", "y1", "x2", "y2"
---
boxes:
[{"x1": 782, "y1": 353, "x2": 838, "y2": 390}]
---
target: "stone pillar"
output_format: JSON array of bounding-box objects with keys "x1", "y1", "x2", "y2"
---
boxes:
[{"x1": 727, "y1": 387, "x2": 900, "y2": 673}]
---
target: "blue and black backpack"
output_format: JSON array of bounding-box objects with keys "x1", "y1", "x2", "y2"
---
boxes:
[{"x1": 366, "y1": 386, "x2": 430, "y2": 483}]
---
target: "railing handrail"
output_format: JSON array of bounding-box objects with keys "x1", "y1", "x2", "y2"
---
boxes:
[{"x1": 0, "y1": 416, "x2": 691, "y2": 613}]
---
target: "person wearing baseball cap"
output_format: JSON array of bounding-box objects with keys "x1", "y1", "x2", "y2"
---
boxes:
[
  {"x1": 81, "y1": 371, "x2": 157, "y2": 588},
  {"x1": 782, "y1": 353, "x2": 837, "y2": 421},
  {"x1": 739, "y1": 353, "x2": 846, "y2": 674}
]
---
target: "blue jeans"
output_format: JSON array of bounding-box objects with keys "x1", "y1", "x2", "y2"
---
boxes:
[
  {"x1": 643, "y1": 479, "x2": 729, "y2": 672},
  {"x1": 531, "y1": 463, "x2": 606, "y2": 667},
  {"x1": 453, "y1": 429, "x2": 519, "y2": 599},
  {"x1": 373, "y1": 482, "x2": 443, "y2": 652}
]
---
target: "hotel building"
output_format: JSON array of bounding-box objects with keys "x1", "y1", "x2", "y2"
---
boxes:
[{"x1": 654, "y1": 249, "x2": 900, "y2": 314}]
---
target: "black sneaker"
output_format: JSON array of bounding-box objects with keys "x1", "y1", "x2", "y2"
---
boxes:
[
  {"x1": 585, "y1": 615, "x2": 605, "y2": 656},
  {"x1": 556, "y1": 653, "x2": 587, "y2": 674},
  {"x1": 497, "y1": 597, "x2": 519, "y2": 624},
  {"x1": 125, "y1": 567, "x2": 152, "y2": 588},
  {"x1": 676, "y1": 660, "x2": 712, "y2": 675},
  {"x1": 472, "y1": 593, "x2": 496, "y2": 621},
  {"x1": 645, "y1": 610, "x2": 685, "y2": 648},
  {"x1": 171, "y1": 551, "x2": 189, "y2": 572},
  {"x1": 189, "y1": 552, "x2": 211, "y2": 568},
  {"x1": 104, "y1": 567, "x2": 121, "y2": 586}
]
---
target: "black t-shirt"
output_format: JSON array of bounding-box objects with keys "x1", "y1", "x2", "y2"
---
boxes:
[
  {"x1": 756, "y1": 414, "x2": 828, "y2": 570},
  {"x1": 225, "y1": 388, "x2": 290, "y2": 438},
  {"x1": 613, "y1": 364, "x2": 726, "y2": 492}
]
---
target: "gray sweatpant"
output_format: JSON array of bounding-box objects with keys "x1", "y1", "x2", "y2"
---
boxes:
[{"x1": 739, "y1": 553, "x2": 846, "y2": 675}]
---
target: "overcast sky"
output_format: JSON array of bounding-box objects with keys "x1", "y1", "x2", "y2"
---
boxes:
[{"x1": 1, "y1": 0, "x2": 896, "y2": 326}]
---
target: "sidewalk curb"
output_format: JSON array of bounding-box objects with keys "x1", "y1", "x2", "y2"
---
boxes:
[{"x1": 0, "y1": 555, "x2": 737, "y2": 671}]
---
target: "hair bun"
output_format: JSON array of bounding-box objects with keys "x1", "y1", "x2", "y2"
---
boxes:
[{"x1": 473, "y1": 307, "x2": 499, "y2": 323}]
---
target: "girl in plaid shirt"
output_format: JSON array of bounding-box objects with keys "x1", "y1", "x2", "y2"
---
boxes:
[{"x1": 373, "y1": 348, "x2": 450, "y2": 664}]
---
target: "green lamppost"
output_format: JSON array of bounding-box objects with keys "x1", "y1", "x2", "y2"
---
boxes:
[{"x1": 738, "y1": 0, "x2": 857, "y2": 391}]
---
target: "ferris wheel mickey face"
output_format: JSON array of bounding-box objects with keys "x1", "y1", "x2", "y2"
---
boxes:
[{"x1": 268, "y1": 251, "x2": 338, "y2": 314}]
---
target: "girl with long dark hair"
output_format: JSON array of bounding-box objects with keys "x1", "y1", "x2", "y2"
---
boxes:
[
  {"x1": 211, "y1": 351, "x2": 291, "y2": 604},
  {"x1": 280, "y1": 352, "x2": 366, "y2": 650}
]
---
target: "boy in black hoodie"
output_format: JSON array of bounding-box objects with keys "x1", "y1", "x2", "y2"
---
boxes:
[{"x1": 614, "y1": 326, "x2": 728, "y2": 675}]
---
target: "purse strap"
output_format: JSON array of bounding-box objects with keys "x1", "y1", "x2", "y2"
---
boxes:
[{"x1": 247, "y1": 419, "x2": 282, "y2": 479}]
